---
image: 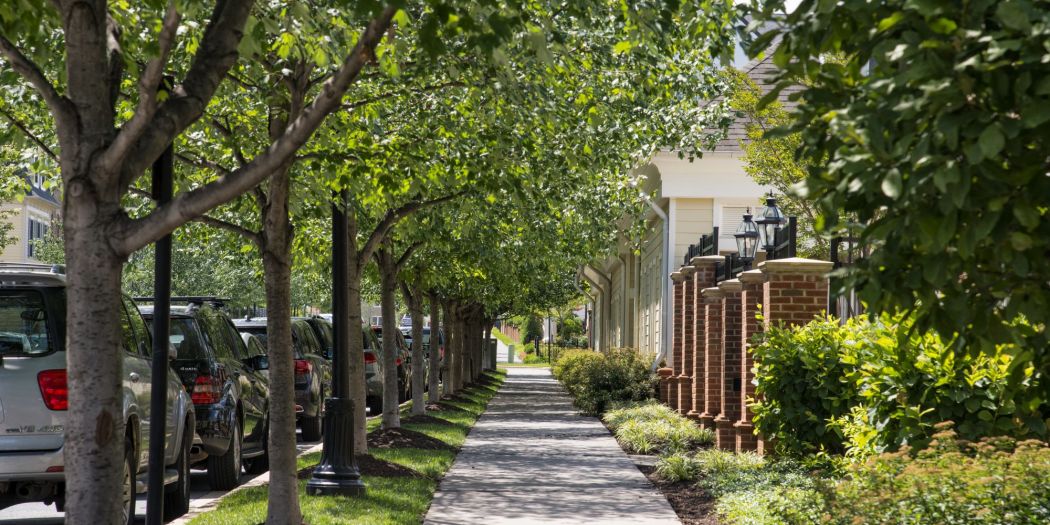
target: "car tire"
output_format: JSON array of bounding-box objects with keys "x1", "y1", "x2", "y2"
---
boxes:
[
  {"x1": 366, "y1": 395, "x2": 382, "y2": 417},
  {"x1": 301, "y1": 392, "x2": 323, "y2": 442},
  {"x1": 206, "y1": 421, "x2": 241, "y2": 490},
  {"x1": 163, "y1": 422, "x2": 192, "y2": 521},
  {"x1": 122, "y1": 438, "x2": 135, "y2": 525}
]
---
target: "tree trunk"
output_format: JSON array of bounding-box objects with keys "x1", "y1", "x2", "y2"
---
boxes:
[
  {"x1": 455, "y1": 309, "x2": 467, "y2": 392},
  {"x1": 346, "y1": 258, "x2": 368, "y2": 454},
  {"x1": 64, "y1": 193, "x2": 126, "y2": 525},
  {"x1": 442, "y1": 301, "x2": 456, "y2": 396},
  {"x1": 261, "y1": 165, "x2": 301, "y2": 525},
  {"x1": 427, "y1": 294, "x2": 441, "y2": 404},
  {"x1": 405, "y1": 284, "x2": 425, "y2": 417},
  {"x1": 377, "y1": 244, "x2": 401, "y2": 429}
]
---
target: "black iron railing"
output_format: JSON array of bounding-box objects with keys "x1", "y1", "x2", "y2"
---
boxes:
[
  {"x1": 829, "y1": 235, "x2": 865, "y2": 320},
  {"x1": 683, "y1": 226, "x2": 720, "y2": 266}
]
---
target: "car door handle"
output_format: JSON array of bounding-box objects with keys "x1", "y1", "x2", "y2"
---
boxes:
[{"x1": 129, "y1": 372, "x2": 140, "y2": 383}]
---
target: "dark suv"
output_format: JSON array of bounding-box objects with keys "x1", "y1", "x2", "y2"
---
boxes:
[
  {"x1": 0, "y1": 265, "x2": 195, "y2": 523},
  {"x1": 141, "y1": 299, "x2": 270, "y2": 490},
  {"x1": 234, "y1": 318, "x2": 331, "y2": 441}
]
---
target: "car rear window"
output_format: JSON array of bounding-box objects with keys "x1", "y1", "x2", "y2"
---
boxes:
[
  {"x1": 240, "y1": 326, "x2": 267, "y2": 346},
  {"x1": 0, "y1": 290, "x2": 54, "y2": 356},
  {"x1": 170, "y1": 318, "x2": 209, "y2": 360}
]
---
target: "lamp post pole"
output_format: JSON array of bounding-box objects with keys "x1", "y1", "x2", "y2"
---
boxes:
[{"x1": 307, "y1": 190, "x2": 366, "y2": 496}]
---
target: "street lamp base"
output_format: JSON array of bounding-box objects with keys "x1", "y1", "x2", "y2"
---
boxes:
[{"x1": 306, "y1": 397, "x2": 366, "y2": 497}]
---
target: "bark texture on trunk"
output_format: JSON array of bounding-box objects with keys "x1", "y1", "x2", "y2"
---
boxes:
[
  {"x1": 442, "y1": 301, "x2": 456, "y2": 396},
  {"x1": 64, "y1": 202, "x2": 126, "y2": 525},
  {"x1": 377, "y1": 244, "x2": 400, "y2": 429},
  {"x1": 403, "y1": 283, "x2": 426, "y2": 417},
  {"x1": 427, "y1": 294, "x2": 441, "y2": 404},
  {"x1": 346, "y1": 256, "x2": 368, "y2": 454}
]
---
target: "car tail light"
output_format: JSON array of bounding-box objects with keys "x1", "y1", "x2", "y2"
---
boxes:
[
  {"x1": 363, "y1": 352, "x2": 377, "y2": 364},
  {"x1": 37, "y1": 370, "x2": 68, "y2": 411},
  {"x1": 191, "y1": 375, "x2": 222, "y2": 405},
  {"x1": 46, "y1": 466, "x2": 64, "y2": 473},
  {"x1": 295, "y1": 359, "x2": 312, "y2": 377}
]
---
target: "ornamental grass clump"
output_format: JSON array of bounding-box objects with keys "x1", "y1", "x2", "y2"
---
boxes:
[
  {"x1": 606, "y1": 402, "x2": 713, "y2": 454},
  {"x1": 654, "y1": 452, "x2": 700, "y2": 482}
]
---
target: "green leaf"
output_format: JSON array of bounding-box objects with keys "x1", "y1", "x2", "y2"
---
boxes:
[
  {"x1": 978, "y1": 125, "x2": 1004, "y2": 159},
  {"x1": 881, "y1": 170, "x2": 903, "y2": 199},
  {"x1": 996, "y1": 1, "x2": 1031, "y2": 31}
]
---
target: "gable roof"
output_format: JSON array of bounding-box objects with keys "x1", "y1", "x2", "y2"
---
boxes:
[{"x1": 705, "y1": 49, "x2": 801, "y2": 154}]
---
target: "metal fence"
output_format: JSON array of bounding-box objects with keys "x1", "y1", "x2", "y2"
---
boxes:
[{"x1": 829, "y1": 235, "x2": 865, "y2": 321}]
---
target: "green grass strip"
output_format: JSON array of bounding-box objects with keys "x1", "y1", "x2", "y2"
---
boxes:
[{"x1": 189, "y1": 369, "x2": 506, "y2": 525}]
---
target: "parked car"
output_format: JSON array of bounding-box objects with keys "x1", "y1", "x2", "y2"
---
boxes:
[
  {"x1": 370, "y1": 326, "x2": 412, "y2": 403},
  {"x1": 0, "y1": 264, "x2": 196, "y2": 523},
  {"x1": 361, "y1": 324, "x2": 386, "y2": 416},
  {"x1": 233, "y1": 318, "x2": 332, "y2": 441},
  {"x1": 399, "y1": 326, "x2": 431, "y2": 394},
  {"x1": 301, "y1": 316, "x2": 334, "y2": 359},
  {"x1": 421, "y1": 327, "x2": 446, "y2": 381},
  {"x1": 141, "y1": 298, "x2": 270, "y2": 491}
]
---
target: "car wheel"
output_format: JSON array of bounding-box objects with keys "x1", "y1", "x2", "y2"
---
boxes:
[
  {"x1": 366, "y1": 395, "x2": 382, "y2": 417},
  {"x1": 163, "y1": 422, "x2": 192, "y2": 521},
  {"x1": 301, "y1": 391, "x2": 323, "y2": 442},
  {"x1": 121, "y1": 438, "x2": 135, "y2": 525},
  {"x1": 206, "y1": 421, "x2": 242, "y2": 490}
]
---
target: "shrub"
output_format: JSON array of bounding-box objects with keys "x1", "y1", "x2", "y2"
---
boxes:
[
  {"x1": 552, "y1": 348, "x2": 656, "y2": 415},
  {"x1": 602, "y1": 399, "x2": 677, "y2": 430},
  {"x1": 752, "y1": 313, "x2": 1043, "y2": 457},
  {"x1": 654, "y1": 452, "x2": 700, "y2": 482},
  {"x1": 615, "y1": 416, "x2": 713, "y2": 454},
  {"x1": 788, "y1": 424, "x2": 1050, "y2": 525}
]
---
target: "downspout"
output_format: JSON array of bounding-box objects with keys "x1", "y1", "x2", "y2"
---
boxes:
[{"x1": 640, "y1": 190, "x2": 671, "y2": 371}]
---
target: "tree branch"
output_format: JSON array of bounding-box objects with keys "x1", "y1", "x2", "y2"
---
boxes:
[
  {"x1": 115, "y1": 5, "x2": 399, "y2": 254},
  {"x1": 128, "y1": 186, "x2": 261, "y2": 243},
  {"x1": 395, "y1": 241, "x2": 423, "y2": 270},
  {"x1": 359, "y1": 190, "x2": 467, "y2": 266},
  {"x1": 340, "y1": 80, "x2": 466, "y2": 112},
  {"x1": 101, "y1": 1, "x2": 180, "y2": 171},
  {"x1": 117, "y1": 0, "x2": 255, "y2": 192},
  {"x1": 0, "y1": 35, "x2": 74, "y2": 128},
  {"x1": 175, "y1": 152, "x2": 232, "y2": 174},
  {"x1": 0, "y1": 107, "x2": 57, "y2": 161}
]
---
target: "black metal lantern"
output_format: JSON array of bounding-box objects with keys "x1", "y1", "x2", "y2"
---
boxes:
[
  {"x1": 735, "y1": 209, "x2": 759, "y2": 267},
  {"x1": 757, "y1": 195, "x2": 786, "y2": 251}
]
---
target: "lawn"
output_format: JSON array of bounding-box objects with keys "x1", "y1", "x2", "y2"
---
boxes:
[{"x1": 189, "y1": 370, "x2": 506, "y2": 525}]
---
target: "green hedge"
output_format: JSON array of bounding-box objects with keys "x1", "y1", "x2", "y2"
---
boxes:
[
  {"x1": 752, "y1": 314, "x2": 1045, "y2": 457},
  {"x1": 552, "y1": 348, "x2": 656, "y2": 415}
]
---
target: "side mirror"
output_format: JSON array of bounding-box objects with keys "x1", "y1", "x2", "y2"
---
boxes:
[{"x1": 250, "y1": 355, "x2": 269, "y2": 371}]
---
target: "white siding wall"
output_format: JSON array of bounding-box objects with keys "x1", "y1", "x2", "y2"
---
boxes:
[{"x1": 673, "y1": 198, "x2": 715, "y2": 263}]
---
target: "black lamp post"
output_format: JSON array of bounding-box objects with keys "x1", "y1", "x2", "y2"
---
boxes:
[
  {"x1": 756, "y1": 194, "x2": 786, "y2": 259},
  {"x1": 734, "y1": 209, "x2": 760, "y2": 270},
  {"x1": 307, "y1": 190, "x2": 366, "y2": 496}
]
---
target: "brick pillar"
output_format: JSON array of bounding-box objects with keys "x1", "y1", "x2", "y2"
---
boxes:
[
  {"x1": 698, "y1": 287, "x2": 723, "y2": 429},
  {"x1": 669, "y1": 271, "x2": 686, "y2": 411},
  {"x1": 689, "y1": 256, "x2": 722, "y2": 422},
  {"x1": 657, "y1": 367, "x2": 674, "y2": 404},
  {"x1": 760, "y1": 258, "x2": 833, "y2": 329},
  {"x1": 715, "y1": 279, "x2": 743, "y2": 450},
  {"x1": 734, "y1": 269, "x2": 766, "y2": 453},
  {"x1": 676, "y1": 267, "x2": 695, "y2": 415}
]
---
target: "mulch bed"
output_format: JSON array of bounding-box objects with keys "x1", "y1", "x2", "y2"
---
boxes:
[
  {"x1": 637, "y1": 465, "x2": 721, "y2": 525},
  {"x1": 297, "y1": 454, "x2": 421, "y2": 479},
  {"x1": 368, "y1": 426, "x2": 457, "y2": 451}
]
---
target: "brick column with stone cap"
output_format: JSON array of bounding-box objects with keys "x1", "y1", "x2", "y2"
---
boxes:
[
  {"x1": 657, "y1": 367, "x2": 674, "y2": 404},
  {"x1": 698, "y1": 286, "x2": 724, "y2": 429},
  {"x1": 689, "y1": 255, "x2": 722, "y2": 421},
  {"x1": 669, "y1": 271, "x2": 686, "y2": 412},
  {"x1": 760, "y1": 258, "x2": 834, "y2": 330},
  {"x1": 734, "y1": 269, "x2": 767, "y2": 452},
  {"x1": 677, "y1": 266, "x2": 696, "y2": 416},
  {"x1": 715, "y1": 278, "x2": 743, "y2": 450}
]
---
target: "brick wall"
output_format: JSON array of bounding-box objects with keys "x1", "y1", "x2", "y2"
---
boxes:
[
  {"x1": 689, "y1": 256, "x2": 721, "y2": 420},
  {"x1": 698, "y1": 287, "x2": 723, "y2": 429},
  {"x1": 734, "y1": 269, "x2": 766, "y2": 452},
  {"x1": 715, "y1": 280, "x2": 743, "y2": 450}
]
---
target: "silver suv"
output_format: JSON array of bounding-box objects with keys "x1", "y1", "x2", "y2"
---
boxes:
[{"x1": 0, "y1": 263, "x2": 196, "y2": 523}]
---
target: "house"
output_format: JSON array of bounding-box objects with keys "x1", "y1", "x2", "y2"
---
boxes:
[
  {"x1": 581, "y1": 53, "x2": 794, "y2": 361},
  {"x1": 0, "y1": 174, "x2": 61, "y2": 263}
]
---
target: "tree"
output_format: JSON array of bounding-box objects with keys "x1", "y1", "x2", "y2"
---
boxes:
[
  {"x1": 724, "y1": 68, "x2": 827, "y2": 258},
  {"x1": 374, "y1": 235, "x2": 424, "y2": 429},
  {"x1": 523, "y1": 315, "x2": 544, "y2": 345},
  {"x1": 748, "y1": 0, "x2": 1050, "y2": 427}
]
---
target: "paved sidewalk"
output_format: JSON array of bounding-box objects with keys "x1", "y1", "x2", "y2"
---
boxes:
[{"x1": 424, "y1": 367, "x2": 679, "y2": 525}]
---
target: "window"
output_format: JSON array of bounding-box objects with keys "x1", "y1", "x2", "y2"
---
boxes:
[
  {"x1": 0, "y1": 290, "x2": 52, "y2": 356},
  {"x1": 123, "y1": 297, "x2": 151, "y2": 357},
  {"x1": 27, "y1": 218, "x2": 48, "y2": 258}
]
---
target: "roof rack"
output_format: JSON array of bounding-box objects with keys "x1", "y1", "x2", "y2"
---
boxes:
[
  {"x1": 133, "y1": 296, "x2": 230, "y2": 307},
  {"x1": 0, "y1": 262, "x2": 65, "y2": 275}
]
